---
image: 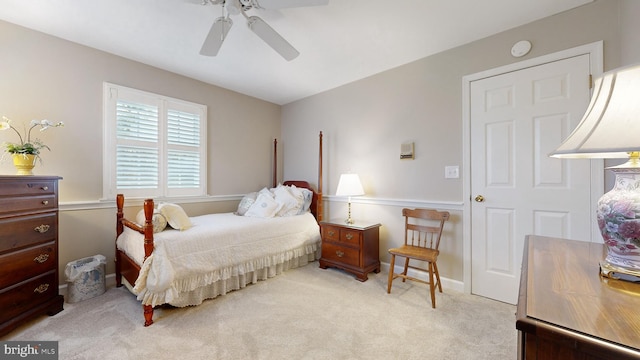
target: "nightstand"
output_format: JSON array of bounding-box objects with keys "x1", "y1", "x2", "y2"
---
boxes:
[{"x1": 319, "y1": 219, "x2": 381, "y2": 281}]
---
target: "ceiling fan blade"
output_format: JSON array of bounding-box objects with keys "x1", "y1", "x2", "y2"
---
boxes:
[
  {"x1": 252, "y1": 0, "x2": 329, "y2": 10},
  {"x1": 247, "y1": 16, "x2": 299, "y2": 61},
  {"x1": 199, "y1": 17, "x2": 233, "y2": 56}
]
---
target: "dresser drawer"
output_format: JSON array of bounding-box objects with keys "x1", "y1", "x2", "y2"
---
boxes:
[
  {"x1": 0, "y1": 179, "x2": 56, "y2": 197},
  {"x1": 0, "y1": 271, "x2": 57, "y2": 325},
  {"x1": 0, "y1": 195, "x2": 57, "y2": 216},
  {"x1": 322, "y1": 242, "x2": 360, "y2": 267},
  {"x1": 0, "y1": 213, "x2": 58, "y2": 253},
  {"x1": 0, "y1": 242, "x2": 56, "y2": 288}
]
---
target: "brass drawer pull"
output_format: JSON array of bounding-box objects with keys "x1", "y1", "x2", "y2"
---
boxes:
[
  {"x1": 34, "y1": 284, "x2": 50, "y2": 294},
  {"x1": 328, "y1": 230, "x2": 335, "y2": 237},
  {"x1": 336, "y1": 250, "x2": 344, "y2": 258},
  {"x1": 42, "y1": 200, "x2": 49, "y2": 205},
  {"x1": 41, "y1": 186, "x2": 49, "y2": 191},
  {"x1": 345, "y1": 233, "x2": 353, "y2": 240},
  {"x1": 34, "y1": 224, "x2": 50, "y2": 233},
  {"x1": 34, "y1": 253, "x2": 50, "y2": 263}
]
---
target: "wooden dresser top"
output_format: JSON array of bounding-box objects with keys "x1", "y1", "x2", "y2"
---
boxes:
[{"x1": 518, "y1": 235, "x2": 640, "y2": 351}]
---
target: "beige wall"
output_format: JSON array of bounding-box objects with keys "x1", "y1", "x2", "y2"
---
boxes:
[
  {"x1": 2, "y1": 0, "x2": 637, "y2": 288},
  {"x1": 0, "y1": 20, "x2": 282, "y2": 282},
  {"x1": 281, "y1": 0, "x2": 624, "y2": 284}
]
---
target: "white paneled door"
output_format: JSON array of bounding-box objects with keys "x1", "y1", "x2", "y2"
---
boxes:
[{"x1": 470, "y1": 54, "x2": 593, "y2": 304}]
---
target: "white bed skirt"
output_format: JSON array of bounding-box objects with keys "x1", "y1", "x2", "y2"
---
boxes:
[{"x1": 162, "y1": 248, "x2": 320, "y2": 307}]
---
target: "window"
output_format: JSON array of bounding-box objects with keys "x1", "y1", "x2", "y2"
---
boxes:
[{"x1": 103, "y1": 83, "x2": 207, "y2": 199}]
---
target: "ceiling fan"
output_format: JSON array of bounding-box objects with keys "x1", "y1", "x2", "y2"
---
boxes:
[{"x1": 199, "y1": 0, "x2": 329, "y2": 61}]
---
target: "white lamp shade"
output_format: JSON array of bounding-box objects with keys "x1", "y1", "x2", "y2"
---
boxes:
[
  {"x1": 551, "y1": 63, "x2": 640, "y2": 159},
  {"x1": 336, "y1": 174, "x2": 364, "y2": 197}
]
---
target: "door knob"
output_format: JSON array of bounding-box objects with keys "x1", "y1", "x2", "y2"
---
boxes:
[{"x1": 475, "y1": 195, "x2": 485, "y2": 202}]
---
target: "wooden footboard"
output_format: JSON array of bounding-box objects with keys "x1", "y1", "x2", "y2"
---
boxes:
[{"x1": 115, "y1": 194, "x2": 155, "y2": 326}]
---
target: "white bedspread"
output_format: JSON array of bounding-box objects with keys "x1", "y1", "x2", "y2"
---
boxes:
[{"x1": 116, "y1": 212, "x2": 321, "y2": 307}]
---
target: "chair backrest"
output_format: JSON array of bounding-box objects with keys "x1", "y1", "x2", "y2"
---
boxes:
[{"x1": 402, "y1": 208, "x2": 450, "y2": 250}]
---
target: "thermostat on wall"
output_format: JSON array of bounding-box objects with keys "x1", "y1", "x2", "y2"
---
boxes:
[{"x1": 511, "y1": 40, "x2": 532, "y2": 58}]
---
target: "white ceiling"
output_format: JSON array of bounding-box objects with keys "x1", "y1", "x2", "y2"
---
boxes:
[{"x1": 0, "y1": 0, "x2": 592, "y2": 105}]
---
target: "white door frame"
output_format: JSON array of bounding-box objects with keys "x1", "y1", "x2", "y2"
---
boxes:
[{"x1": 461, "y1": 41, "x2": 604, "y2": 294}]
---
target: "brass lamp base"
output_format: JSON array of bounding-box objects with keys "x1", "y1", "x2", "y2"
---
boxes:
[{"x1": 344, "y1": 200, "x2": 355, "y2": 224}]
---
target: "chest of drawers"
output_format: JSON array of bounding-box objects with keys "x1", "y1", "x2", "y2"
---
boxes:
[
  {"x1": 319, "y1": 220, "x2": 381, "y2": 281},
  {"x1": 0, "y1": 175, "x2": 64, "y2": 336}
]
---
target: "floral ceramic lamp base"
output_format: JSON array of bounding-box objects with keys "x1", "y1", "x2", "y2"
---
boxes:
[
  {"x1": 12, "y1": 154, "x2": 36, "y2": 176},
  {"x1": 597, "y1": 163, "x2": 640, "y2": 281}
]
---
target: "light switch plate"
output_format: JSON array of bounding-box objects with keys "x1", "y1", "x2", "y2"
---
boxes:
[{"x1": 445, "y1": 166, "x2": 459, "y2": 179}]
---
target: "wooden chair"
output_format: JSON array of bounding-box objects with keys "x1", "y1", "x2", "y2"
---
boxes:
[{"x1": 387, "y1": 208, "x2": 450, "y2": 308}]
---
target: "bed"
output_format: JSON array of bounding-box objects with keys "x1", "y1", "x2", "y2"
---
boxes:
[{"x1": 115, "y1": 132, "x2": 324, "y2": 326}]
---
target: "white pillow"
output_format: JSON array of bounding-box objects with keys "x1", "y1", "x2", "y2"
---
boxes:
[
  {"x1": 245, "y1": 192, "x2": 282, "y2": 218},
  {"x1": 275, "y1": 185, "x2": 304, "y2": 217},
  {"x1": 157, "y1": 203, "x2": 192, "y2": 231},
  {"x1": 136, "y1": 209, "x2": 168, "y2": 233},
  {"x1": 236, "y1": 192, "x2": 257, "y2": 216}
]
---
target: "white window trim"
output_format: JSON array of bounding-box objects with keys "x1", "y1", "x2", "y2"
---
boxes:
[{"x1": 102, "y1": 82, "x2": 207, "y2": 200}]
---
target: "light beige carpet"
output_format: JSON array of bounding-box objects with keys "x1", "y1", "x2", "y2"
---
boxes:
[{"x1": 3, "y1": 264, "x2": 517, "y2": 359}]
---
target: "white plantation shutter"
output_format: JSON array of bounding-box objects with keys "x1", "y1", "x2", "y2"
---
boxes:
[
  {"x1": 103, "y1": 83, "x2": 207, "y2": 199},
  {"x1": 167, "y1": 109, "x2": 200, "y2": 189}
]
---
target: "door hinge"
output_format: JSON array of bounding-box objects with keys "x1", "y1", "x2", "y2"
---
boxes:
[{"x1": 589, "y1": 74, "x2": 593, "y2": 89}]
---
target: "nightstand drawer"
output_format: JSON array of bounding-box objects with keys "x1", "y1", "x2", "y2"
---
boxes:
[
  {"x1": 339, "y1": 228, "x2": 361, "y2": 247},
  {"x1": 321, "y1": 225, "x2": 360, "y2": 247},
  {"x1": 0, "y1": 242, "x2": 56, "y2": 288},
  {"x1": 322, "y1": 242, "x2": 359, "y2": 267},
  {"x1": 0, "y1": 213, "x2": 58, "y2": 253},
  {"x1": 322, "y1": 225, "x2": 341, "y2": 242}
]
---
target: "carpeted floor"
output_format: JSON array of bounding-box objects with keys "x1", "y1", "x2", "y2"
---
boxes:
[{"x1": 2, "y1": 264, "x2": 517, "y2": 359}]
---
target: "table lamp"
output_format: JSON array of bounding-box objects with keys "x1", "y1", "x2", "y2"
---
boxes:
[
  {"x1": 550, "y1": 63, "x2": 640, "y2": 280},
  {"x1": 336, "y1": 173, "x2": 364, "y2": 224}
]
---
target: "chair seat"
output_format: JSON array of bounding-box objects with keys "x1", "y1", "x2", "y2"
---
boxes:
[{"x1": 388, "y1": 245, "x2": 439, "y2": 262}]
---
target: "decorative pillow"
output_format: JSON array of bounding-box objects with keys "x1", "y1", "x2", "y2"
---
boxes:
[
  {"x1": 245, "y1": 192, "x2": 282, "y2": 218},
  {"x1": 157, "y1": 203, "x2": 192, "y2": 231},
  {"x1": 299, "y1": 188, "x2": 313, "y2": 214},
  {"x1": 136, "y1": 209, "x2": 168, "y2": 233},
  {"x1": 275, "y1": 185, "x2": 304, "y2": 217},
  {"x1": 236, "y1": 192, "x2": 257, "y2": 216}
]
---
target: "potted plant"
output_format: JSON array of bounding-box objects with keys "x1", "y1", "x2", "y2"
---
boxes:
[{"x1": 0, "y1": 116, "x2": 64, "y2": 175}]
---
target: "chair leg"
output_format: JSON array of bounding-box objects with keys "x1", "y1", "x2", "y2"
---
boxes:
[
  {"x1": 387, "y1": 254, "x2": 396, "y2": 293},
  {"x1": 402, "y1": 257, "x2": 409, "y2": 283},
  {"x1": 433, "y1": 262, "x2": 442, "y2": 293},
  {"x1": 428, "y1": 262, "x2": 436, "y2": 308}
]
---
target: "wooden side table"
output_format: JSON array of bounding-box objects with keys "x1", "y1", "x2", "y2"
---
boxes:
[{"x1": 319, "y1": 220, "x2": 381, "y2": 281}]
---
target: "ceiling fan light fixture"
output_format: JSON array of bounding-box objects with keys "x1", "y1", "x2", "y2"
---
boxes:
[
  {"x1": 247, "y1": 16, "x2": 299, "y2": 61},
  {"x1": 225, "y1": 0, "x2": 242, "y2": 15}
]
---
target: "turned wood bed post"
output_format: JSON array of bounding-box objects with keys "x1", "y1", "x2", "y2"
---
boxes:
[
  {"x1": 273, "y1": 138, "x2": 278, "y2": 188},
  {"x1": 116, "y1": 194, "x2": 124, "y2": 287},
  {"x1": 317, "y1": 131, "x2": 323, "y2": 221},
  {"x1": 142, "y1": 198, "x2": 155, "y2": 327}
]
